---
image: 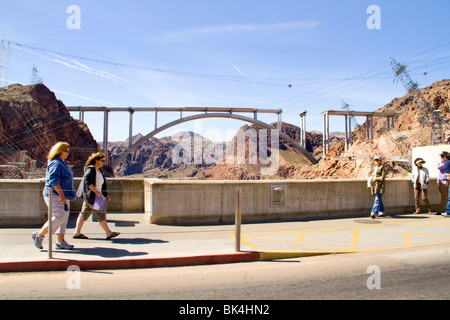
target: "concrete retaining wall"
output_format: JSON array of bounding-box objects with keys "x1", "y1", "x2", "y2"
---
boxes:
[
  {"x1": 0, "y1": 178, "x2": 145, "y2": 226},
  {"x1": 0, "y1": 179, "x2": 47, "y2": 226},
  {"x1": 0, "y1": 177, "x2": 442, "y2": 226},
  {"x1": 144, "y1": 178, "x2": 442, "y2": 225}
]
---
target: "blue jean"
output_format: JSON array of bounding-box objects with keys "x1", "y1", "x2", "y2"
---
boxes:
[
  {"x1": 446, "y1": 186, "x2": 450, "y2": 214},
  {"x1": 371, "y1": 193, "x2": 385, "y2": 216}
]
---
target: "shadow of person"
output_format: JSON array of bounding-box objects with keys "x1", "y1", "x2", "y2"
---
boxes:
[
  {"x1": 55, "y1": 247, "x2": 148, "y2": 258},
  {"x1": 111, "y1": 238, "x2": 169, "y2": 245}
]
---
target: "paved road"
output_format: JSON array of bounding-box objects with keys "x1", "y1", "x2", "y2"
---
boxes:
[
  {"x1": 1, "y1": 213, "x2": 450, "y2": 273},
  {"x1": 1, "y1": 243, "x2": 449, "y2": 301}
]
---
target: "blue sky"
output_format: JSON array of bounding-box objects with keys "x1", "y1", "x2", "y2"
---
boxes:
[{"x1": 1, "y1": 0, "x2": 449, "y2": 143}]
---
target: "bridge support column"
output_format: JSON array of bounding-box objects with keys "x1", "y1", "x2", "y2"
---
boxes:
[
  {"x1": 299, "y1": 111, "x2": 307, "y2": 149},
  {"x1": 344, "y1": 115, "x2": 349, "y2": 152},
  {"x1": 277, "y1": 113, "x2": 282, "y2": 132},
  {"x1": 129, "y1": 108, "x2": 134, "y2": 150},
  {"x1": 103, "y1": 108, "x2": 110, "y2": 166},
  {"x1": 323, "y1": 112, "x2": 330, "y2": 157}
]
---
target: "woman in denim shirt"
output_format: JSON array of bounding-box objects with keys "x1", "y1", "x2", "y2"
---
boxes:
[{"x1": 32, "y1": 142, "x2": 77, "y2": 250}]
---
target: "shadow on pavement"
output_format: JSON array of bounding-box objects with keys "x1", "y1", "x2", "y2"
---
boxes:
[{"x1": 50, "y1": 247, "x2": 149, "y2": 259}]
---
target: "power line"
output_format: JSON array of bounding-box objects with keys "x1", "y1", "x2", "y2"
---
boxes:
[
  {"x1": 8, "y1": 40, "x2": 288, "y2": 87},
  {"x1": 8, "y1": 39, "x2": 390, "y2": 88}
]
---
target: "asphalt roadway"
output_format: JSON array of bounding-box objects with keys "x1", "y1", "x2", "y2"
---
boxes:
[{"x1": 1, "y1": 212, "x2": 450, "y2": 273}]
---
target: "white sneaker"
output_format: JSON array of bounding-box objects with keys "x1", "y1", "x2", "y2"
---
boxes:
[
  {"x1": 31, "y1": 231, "x2": 44, "y2": 249},
  {"x1": 56, "y1": 240, "x2": 74, "y2": 250},
  {"x1": 442, "y1": 212, "x2": 450, "y2": 217}
]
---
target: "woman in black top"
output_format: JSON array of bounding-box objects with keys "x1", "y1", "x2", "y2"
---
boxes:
[{"x1": 73, "y1": 152, "x2": 120, "y2": 240}]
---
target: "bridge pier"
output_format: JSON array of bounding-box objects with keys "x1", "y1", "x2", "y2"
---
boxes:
[
  {"x1": 321, "y1": 110, "x2": 401, "y2": 157},
  {"x1": 103, "y1": 108, "x2": 109, "y2": 165}
]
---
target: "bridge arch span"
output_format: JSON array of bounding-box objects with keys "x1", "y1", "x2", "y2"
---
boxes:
[{"x1": 112, "y1": 113, "x2": 317, "y2": 168}]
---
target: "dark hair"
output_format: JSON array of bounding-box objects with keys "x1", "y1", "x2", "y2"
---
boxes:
[{"x1": 85, "y1": 152, "x2": 105, "y2": 167}]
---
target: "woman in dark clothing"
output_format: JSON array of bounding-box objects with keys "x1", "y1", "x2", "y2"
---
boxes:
[{"x1": 73, "y1": 152, "x2": 120, "y2": 240}]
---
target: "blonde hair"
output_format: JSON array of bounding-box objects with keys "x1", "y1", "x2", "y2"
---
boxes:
[
  {"x1": 47, "y1": 142, "x2": 70, "y2": 160},
  {"x1": 85, "y1": 152, "x2": 106, "y2": 167}
]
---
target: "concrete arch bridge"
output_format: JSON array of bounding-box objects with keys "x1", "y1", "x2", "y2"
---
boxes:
[{"x1": 66, "y1": 106, "x2": 318, "y2": 168}]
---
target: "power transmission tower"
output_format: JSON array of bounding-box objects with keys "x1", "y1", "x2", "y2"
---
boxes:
[
  {"x1": 390, "y1": 57, "x2": 444, "y2": 144},
  {"x1": 0, "y1": 40, "x2": 11, "y2": 87},
  {"x1": 0, "y1": 40, "x2": 3, "y2": 87},
  {"x1": 341, "y1": 99, "x2": 363, "y2": 145},
  {"x1": 30, "y1": 65, "x2": 43, "y2": 84},
  {"x1": 341, "y1": 99, "x2": 359, "y2": 130}
]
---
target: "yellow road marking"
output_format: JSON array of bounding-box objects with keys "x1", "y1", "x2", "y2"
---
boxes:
[
  {"x1": 294, "y1": 234, "x2": 306, "y2": 244},
  {"x1": 350, "y1": 230, "x2": 360, "y2": 250},
  {"x1": 403, "y1": 232, "x2": 413, "y2": 246},
  {"x1": 240, "y1": 237, "x2": 262, "y2": 251},
  {"x1": 239, "y1": 218, "x2": 446, "y2": 235},
  {"x1": 230, "y1": 218, "x2": 450, "y2": 253}
]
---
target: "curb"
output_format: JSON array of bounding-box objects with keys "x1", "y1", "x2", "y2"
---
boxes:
[
  {"x1": 0, "y1": 252, "x2": 260, "y2": 273},
  {"x1": 0, "y1": 250, "x2": 342, "y2": 273},
  {"x1": 258, "y1": 250, "x2": 350, "y2": 261}
]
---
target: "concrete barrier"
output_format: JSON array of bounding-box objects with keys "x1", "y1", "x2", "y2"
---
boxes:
[
  {"x1": 0, "y1": 178, "x2": 145, "y2": 226},
  {"x1": 0, "y1": 177, "x2": 442, "y2": 226},
  {"x1": 145, "y1": 178, "x2": 441, "y2": 225},
  {"x1": 0, "y1": 179, "x2": 46, "y2": 226}
]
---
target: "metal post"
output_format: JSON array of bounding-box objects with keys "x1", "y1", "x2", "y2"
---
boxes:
[
  {"x1": 235, "y1": 188, "x2": 242, "y2": 252},
  {"x1": 48, "y1": 189, "x2": 53, "y2": 259}
]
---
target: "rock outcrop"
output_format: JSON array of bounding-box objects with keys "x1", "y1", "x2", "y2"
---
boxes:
[{"x1": 0, "y1": 84, "x2": 100, "y2": 176}]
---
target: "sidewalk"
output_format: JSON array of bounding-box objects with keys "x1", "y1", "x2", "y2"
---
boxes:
[{"x1": 1, "y1": 212, "x2": 450, "y2": 272}]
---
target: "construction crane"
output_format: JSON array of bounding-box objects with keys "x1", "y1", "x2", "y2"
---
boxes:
[{"x1": 390, "y1": 57, "x2": 445, "y2": 144}]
